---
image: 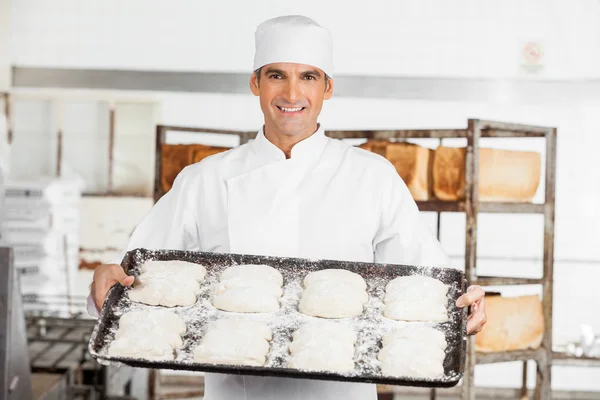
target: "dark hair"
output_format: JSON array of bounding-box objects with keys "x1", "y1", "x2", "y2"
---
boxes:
[{"x1": 254, "y1": 67, "x2": 331, "y2": 89}]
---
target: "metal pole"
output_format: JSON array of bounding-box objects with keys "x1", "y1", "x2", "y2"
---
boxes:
[
  {"x1": 461, "y1": 119, "x2": 481, "y2": 400},
  {"x1": 108, "y1": 103, "x2": 116, "y2": 193},
  {"x1": 0, "y1": 248, "x2": 12, "y2": 400},
  {"x1": 535, "y1": 128, "x2": 556, "y2": 399},
  {"x1": 429, "y1": 136, "x2": 445, "y2": 400},
  {"x1": 2, "y1": 92, "x2": 11, "y2": 144},
  {"x1": 0, "y1": 247, "x2": 34, "y2": 400},
  {"x1": 56, "y1": 101, "x2": 63, "y2": 177},
  {"x1": 520, "y1": 361, "x2": 529, "y2": 400},
  {"x1": 153, "y1": 125, "x2": 166, "y2": 203}
]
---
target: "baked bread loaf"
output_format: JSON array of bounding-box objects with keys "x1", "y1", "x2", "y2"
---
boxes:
[
  {"x1": 190, "y1": 145, "x2": 230, "y2": 164},
  {"x1": 359, "y1": 140, "x2": 433, "y2": 200},
  {"x1": 160, "y1": 144, "x2": 194, "y2": 194},
  {"x1": 358, "y1": 139, "x2": 389, "y2": 157},
  {"x1": 475, "y1": 294, "x2": 544, "y2": 352},
  {"x1": 161, "y1": 143, "x2": 229, "y2": 193},
  {"x1": 433, "y1": 146, "x2": 541, "y2": 202}
]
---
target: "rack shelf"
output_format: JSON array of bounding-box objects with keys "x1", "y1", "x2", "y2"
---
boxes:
[
  {"x1": 476, "y1": 349, "x2": 543, "y2": 364},
  {"x1": 473, "y1": 277, "x2": 543, "y2": 286},
  {"x1": 479, "y1": 120, "x2": 553, "y2": 135},
  {"x1": 416, "y1": 200, "x2": 545, "y2": 214},
  {"x1": 326, "y1": 129, "x2": 467, "y2": 140},
  {"x1": 551, "y1": 352, "x2": 600, "y2": 368}
]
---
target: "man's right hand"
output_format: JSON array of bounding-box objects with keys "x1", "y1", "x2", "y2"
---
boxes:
[{"x1": 91, "y1": 264, "x2": 135, "y2": 312}]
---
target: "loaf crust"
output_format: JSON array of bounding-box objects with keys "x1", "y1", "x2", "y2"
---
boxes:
[
  {"x1": 432, "y1": 146, "x2": 541, "y2": 202},
  {"x1": 475, "y1": 294, "x2": 544, "y2": 352}
]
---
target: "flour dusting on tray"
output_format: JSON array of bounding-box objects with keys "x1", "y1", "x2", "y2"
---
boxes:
[{"x1": 88, "y1": 249, "x2": 467, "y2": 388}]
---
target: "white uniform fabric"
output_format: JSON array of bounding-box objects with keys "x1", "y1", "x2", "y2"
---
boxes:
[
  {"x1": 253, "y1": 15, "x2": 334, "y2": 76},
  {"x1": 88, "y1": 125, "x2": 454, "y2": 400}
]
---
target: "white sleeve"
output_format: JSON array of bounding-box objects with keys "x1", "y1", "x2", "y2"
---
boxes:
[
  {"x1": 86, "y1": 166, "x2": 201, "y2": 318},
  {"x1": 373, "y1": 168, "x2": 456, "y2": 270},
  {"x1": 87, "y1": 293, "x2": 100, "y2": 318},
  {"x1": 123, "y1": 166, "x2": 201, "y2": 254}
]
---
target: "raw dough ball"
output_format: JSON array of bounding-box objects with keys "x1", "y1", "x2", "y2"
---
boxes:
[
  {"x1": 129, "y1": 280, "x2": 198, "y2": 307},
  {"x1": 379, "y1": 338, "x2": 446, "y2": 361},
  {"x1": 378, "y1": 326, "x2": 447, "y2": 379},
  {"x1": 298, "y1": 284, "x2": 366, "y2": 318},
  {"x1": 213, "y1": 265, "x2": 283, "y2": 313},
  {"x1": 136, "y1": 274, "x2": 201, "y2": 293},
  {"x1": 383, "y1": 299, "x2": 448, "y2": 322},
  {"x1": 108, "y1": 309, "x2": 186, "y2": 361},
  {"x1": 299, "y1": 269, "x2": 368, "y2": 319},
  {"x1": 292, "y1": 321, "x2": 357, "y2": 345},
  {"x1": 382, "y1": 325, "x2": 447, "y2": 349},
  {"x1": 289, "y1": 325, "x2": 355, "y2": 355},
  {"x1": 384, "y1": 275, "x2": 448, "y2": 322},
  {"x1": 213, "y1": 287, "x2": 280, "y2": 313},
  {"x1": 193, "y1": 319, "x2": 272, "y2": 366},
  {"x1": 220, "y1": 264, "x2": 283, "y2": 285},
  {"x1": 205, "y1": 319, "x2": 273, "y2": 341},
  {"x1": 141, "y1": 260, "x2": 207, "y2": 281},
  {"x1": 385, "y1": 275, "x2": 448, "y2": 301},
  {"x1": 216, "y1": 279, "x2": 283, "y2": 298},
  {"x1": 303, "y1": 281, "x2": 369, "y2": 303},
  {"x1": 108, "y1": 335, "x2": 175, "y2": 361},
  {"x1": 129, "y1": 260, "x2": 207, "y2": 307},
  {"x1": 288, "y1": 321, "x2": 356, "y2": 373},
  {"x1": 384, "y1": 288, "x2": 447, "y2": 304},
  {"x1": 118, "y1": 309, "x2": 187, "y2": 335},
  {"x1": 303, "y1": 269, "x2": 366, "y2": 291},
  {"x1": 114, "y1": 325, "x2": 183, "y2": 348}
]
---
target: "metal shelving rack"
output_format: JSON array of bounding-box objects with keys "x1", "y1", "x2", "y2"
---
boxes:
[
  {"x1": 329, "y1": 118, "x2": 557, "y2": 400},
  {"x1": 153, "y1": 119, "x2": 558, "y2": 399}
]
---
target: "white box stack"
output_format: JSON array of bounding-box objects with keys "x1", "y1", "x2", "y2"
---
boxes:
[{"x1": 2, "y1": 177, "x2": 82, "y2": 315}]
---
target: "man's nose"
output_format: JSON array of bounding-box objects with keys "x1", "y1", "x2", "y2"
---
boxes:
[{"x1": 284, "y1": 79, "x2": 300, "y2": 103}]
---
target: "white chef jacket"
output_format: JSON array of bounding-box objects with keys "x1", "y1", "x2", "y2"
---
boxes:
[{"x1": 89, "y1": 125, "x2": 453, "y2": 400}]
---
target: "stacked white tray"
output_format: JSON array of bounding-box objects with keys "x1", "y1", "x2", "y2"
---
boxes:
[{"x1": 3, "y1": 177, "x2": 82, "y2": 314}]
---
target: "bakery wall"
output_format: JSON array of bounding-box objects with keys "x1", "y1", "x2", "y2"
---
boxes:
[
  {"x1": 11, "y1": 0, "x2": 600, "y2": 79},
  {"x1": 0, "y1": 0, "x2": 10, "y2": 91},
  {"x1": 5, "y1": 0, "x2": 600, "y2": 394}
]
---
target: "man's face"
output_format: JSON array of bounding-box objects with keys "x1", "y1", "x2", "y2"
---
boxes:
[{"x1": 250, "y1": 63, "x2": 334, "y2": 138}]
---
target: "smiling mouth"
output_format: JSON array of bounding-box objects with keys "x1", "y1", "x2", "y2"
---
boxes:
[{"x1": 277, "y1": 106, "x2": 305, "y2": 113}]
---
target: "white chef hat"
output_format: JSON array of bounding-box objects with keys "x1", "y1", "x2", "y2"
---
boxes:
[{"x1": 253, "y1": 15, "x2": 334, "y2": 77}]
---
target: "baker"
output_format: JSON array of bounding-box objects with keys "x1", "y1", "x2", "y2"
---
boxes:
[{"x1": 88, "y1": 15, "x2": 487, "y2": 400}]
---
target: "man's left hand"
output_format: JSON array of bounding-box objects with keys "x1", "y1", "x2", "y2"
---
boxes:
[{"x1": 456, "y1": 285, "x2": 487, "y2": 335}]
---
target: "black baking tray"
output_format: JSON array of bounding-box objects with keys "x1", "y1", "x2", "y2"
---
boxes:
[{"x1": 88, "y1": 248, "x2": 468, "y2": 388}]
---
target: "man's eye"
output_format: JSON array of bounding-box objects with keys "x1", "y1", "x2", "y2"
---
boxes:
[
  {"x1": 269, "y1": 74, "x2": 282, "y2": 79},
  {"x1": 305, "y1": 75, "x2": 316, "y2": 80}
]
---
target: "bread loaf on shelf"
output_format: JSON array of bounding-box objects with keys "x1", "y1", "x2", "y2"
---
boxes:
[
  {"x1": 161, "y1": 143, "x2": 230, "y2": 193},
  {"x1": 359, "y1": 140, "x2": 433, "y2": 201},
  {"x1": 475, "y1": 294, "x2": 544, "y2": 353},
  {"x1": 358, "y1": 139, "x2": 389, "y2": 157},
  {"x1": 433, "y1": 146, "x2": 541, "y2": 202},
  {"x1": 190, "y1": 145, "x2": 230, "y2": 164}
]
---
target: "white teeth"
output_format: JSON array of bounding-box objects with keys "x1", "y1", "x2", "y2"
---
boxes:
[{"x1": 281, "y1": 107, "x2": 303, "y2": 112}]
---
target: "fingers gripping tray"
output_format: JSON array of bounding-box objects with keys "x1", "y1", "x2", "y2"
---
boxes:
[{"x1": 88, "y1": 248, "x2": 468, "y2": 388}]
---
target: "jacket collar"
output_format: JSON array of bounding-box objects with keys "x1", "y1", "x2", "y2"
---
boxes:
[{"x1": 251, "y1": 124, "x2": 328, "y2": 165}]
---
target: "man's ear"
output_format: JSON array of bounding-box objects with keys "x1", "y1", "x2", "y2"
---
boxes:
[
  {"x1": 324, "y1": 78, "x2": 334, "y2": 100},
  {"x1": 249, "y1": 73, "x2": 260, "y2": 96}
]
